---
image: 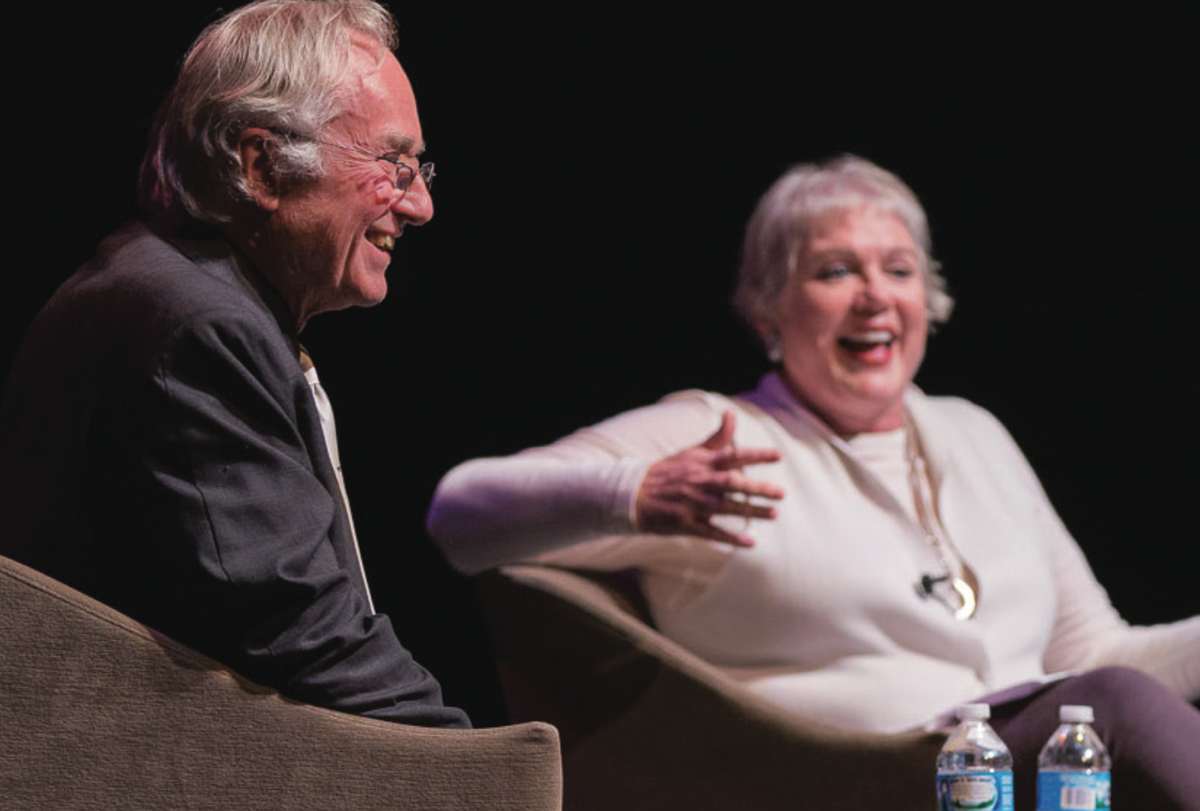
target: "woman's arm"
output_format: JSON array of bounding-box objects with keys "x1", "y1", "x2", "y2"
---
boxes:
[
  {"x1": 1040, "y1": 498, "x2": 1200, "y2": 700},
  {"x1": 982, "y1": 410, "x2": 1200, "y2": 700},
  {"x1": 427, "y1": 393, "x2": 782, "y2": 575}
]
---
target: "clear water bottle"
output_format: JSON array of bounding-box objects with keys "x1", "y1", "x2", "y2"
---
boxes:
[
  {"x1": 936, "y1": 703, "x2": 1014, "y2": 811},
  {"x1": 1037, "y1": 704, "x2": 1112, "y2": 810}
]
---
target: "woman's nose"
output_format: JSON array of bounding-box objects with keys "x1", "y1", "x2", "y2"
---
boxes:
[{"x1": 853, "y1": 269, "x2": 889, "y2": 312}]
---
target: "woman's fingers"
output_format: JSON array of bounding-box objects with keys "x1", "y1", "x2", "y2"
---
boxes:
[
  {"x1": 713, "y1": 446, "x2": 782, "y2": 470},
  {"x1": 703, "y1": 470, "x2": 785, "y2": 501},
  {"x1": 634, "y1": 411, "x2": 783, "y2": 545},
  {"x1": 685, "y1": 487, "x2": 778, "y2": 521},
  {"x1": 712, "y1": 495, "x2": 778, "y2": 521},
  {"x1": 700, "y1": 410, "x2": 737, "y2": 450}
]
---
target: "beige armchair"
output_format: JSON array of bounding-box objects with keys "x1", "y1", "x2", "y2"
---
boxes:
[
  {"x1": 480, "y1": 564, "x2": 946, "y2": 811},
  {"x1": 0, "y1": 554, "x2": 562, "y2": 810}
]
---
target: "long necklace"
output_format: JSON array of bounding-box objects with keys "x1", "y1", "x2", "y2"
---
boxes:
[{"x1": 906, "y1": 420, "x2": 979, "y2": 620}]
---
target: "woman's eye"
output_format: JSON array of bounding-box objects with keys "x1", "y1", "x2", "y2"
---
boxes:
[
  {"x1": 887, "y1": 265, "x2": 916, "y2": 278},
  {"x1": 817, "y1": 264, "x2": 850, "y2": 280}
]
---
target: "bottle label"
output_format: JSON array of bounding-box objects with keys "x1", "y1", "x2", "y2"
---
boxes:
[
  {"x1": 1037, "y1": 771, "x2": 1111, "y2": 810},
  {"x1": 936, "y1": 771, "x2": 1014, "y2": 811}
]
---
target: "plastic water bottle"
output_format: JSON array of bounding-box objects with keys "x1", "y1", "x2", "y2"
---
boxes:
[
  {"x1": 1037, "y1": 704, "x2": 1112, "y2": 810},
  {"x1": 936, "y1": 703, "x2": 1014, "y2": 811}
]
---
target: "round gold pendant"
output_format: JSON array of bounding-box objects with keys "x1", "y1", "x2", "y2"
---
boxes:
[{"x1": 951, "y1": 576, "x2": 977, "y2": 621}]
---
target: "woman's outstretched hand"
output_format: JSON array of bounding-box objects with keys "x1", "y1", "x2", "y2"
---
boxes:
[{"x1": 635, "y1": 411, "x2": 784, "y2": 547}]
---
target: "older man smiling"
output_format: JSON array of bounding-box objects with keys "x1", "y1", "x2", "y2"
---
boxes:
[{"x1": 0, "y1": 0, "x2": 466, "y2": 728}]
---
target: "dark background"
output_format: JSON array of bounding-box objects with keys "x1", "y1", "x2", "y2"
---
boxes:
[{"x1": 8, "y1": 8, "x2": 1196, "y2": 724}]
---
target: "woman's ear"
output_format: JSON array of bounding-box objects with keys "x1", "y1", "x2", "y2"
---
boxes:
[{"x1": 754, "y1": 318, "x2": 782, "y2": 363}]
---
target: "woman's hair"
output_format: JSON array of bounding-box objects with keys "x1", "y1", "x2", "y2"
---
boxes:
[
  {"x1": 138, "y1": 0, "x2": 399, "y2": 233},
  {"x1": 733, "y1": 155, "x2": 954, "y2": 354}
]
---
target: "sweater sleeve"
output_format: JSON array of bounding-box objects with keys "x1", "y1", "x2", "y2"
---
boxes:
[
  {"x1": 982, "y1": 410, "x2": 1200, "y2": 701},
  {"x1": 427, "y1": 392, "x2": 726, "y2": 575},
  {"x1": 1039, "y1": 497, "x2": 1200, "y2": 700}
]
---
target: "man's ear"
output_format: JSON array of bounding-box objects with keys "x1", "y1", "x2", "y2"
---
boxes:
[{"x1": 237, "y1": 127, "x2": 282, "y2": 212}]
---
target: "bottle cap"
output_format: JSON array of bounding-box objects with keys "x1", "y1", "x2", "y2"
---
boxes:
[
  {"x1": 1059, "y1": 705, "x2": 1094, "y2": 723},
  {"x1": 956, "y1": 703, "x2": 991, "y2": 721}
]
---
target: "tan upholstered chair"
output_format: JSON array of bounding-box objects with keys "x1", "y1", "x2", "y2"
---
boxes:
[
  {"x1": 0, "y1": 554, "x2": 562, "y2": 810},
  {"x1": 480, "y1": 564, "x2": 946, "y2": 811}
]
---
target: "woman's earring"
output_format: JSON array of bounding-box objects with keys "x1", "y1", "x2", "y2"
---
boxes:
[{"x1": 766, "y1": 335, "x2": 782, "y2": 363}]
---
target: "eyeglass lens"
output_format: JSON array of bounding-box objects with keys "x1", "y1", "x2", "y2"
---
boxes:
[{"x1": 389, "y1": 161, "x2": 435, "y2": 196}]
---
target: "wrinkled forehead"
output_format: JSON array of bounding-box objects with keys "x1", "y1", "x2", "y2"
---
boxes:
[{"x1": 331, "y1": 35, "x2": 425, "y2": 155}]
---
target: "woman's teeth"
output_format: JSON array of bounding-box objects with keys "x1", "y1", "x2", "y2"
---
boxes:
[{"x1": 839, "y1": 331, "x2": 896, "y2": 350}]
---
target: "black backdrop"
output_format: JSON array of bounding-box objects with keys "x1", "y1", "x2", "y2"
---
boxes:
[{"x1": 8, "y1": 7, "x2": 1197, "y2": 724}]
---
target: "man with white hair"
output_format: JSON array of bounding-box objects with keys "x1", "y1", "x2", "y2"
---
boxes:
[{"x1": 0, "y1": 0, "x2": 468, "y2": 727}]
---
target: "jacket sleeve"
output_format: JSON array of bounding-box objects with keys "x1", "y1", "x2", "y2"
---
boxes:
[{"x1": 129, "y1": 307, "x2": 468, "y2": 727}]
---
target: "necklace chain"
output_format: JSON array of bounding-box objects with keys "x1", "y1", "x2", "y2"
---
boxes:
[{"x1": 905, "y1": 419, "x2": 978, "y2": 620}]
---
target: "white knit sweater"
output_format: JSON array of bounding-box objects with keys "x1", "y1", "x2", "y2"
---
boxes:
[{"x1": 428, "y1": 373, "x2": 1200, "y2": 733}]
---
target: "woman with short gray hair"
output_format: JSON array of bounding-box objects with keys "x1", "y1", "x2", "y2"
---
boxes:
[
  {"x1": 735, "y1": 155, "x2": 954, "y2": 355},
  {"x1": 429, "y1": 155, "x2": 1200, "y2": 807}
]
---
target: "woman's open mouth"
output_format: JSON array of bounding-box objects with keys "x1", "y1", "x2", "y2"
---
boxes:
[{"x1": 837, "y1": 331, "x2": 896, "y2": 364}]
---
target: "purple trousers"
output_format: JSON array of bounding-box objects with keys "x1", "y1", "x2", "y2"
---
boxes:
[{"x1": 987, "y1": 667, "x2": 1200, "y2": 810}]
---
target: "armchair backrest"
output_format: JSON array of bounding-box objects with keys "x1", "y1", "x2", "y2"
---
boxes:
[
  {"x1": 479, "y1": 563, "x2": 943, "y2": 811},
  {"x1": 0, "y1": 554, "x2": 562, "y2": 810}
]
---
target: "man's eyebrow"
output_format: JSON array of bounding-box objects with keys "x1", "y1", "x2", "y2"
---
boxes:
[{"x1": 381, "y1": 133, "x2": 425, "y2": 157}]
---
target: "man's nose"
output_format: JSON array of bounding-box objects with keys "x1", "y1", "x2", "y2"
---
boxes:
[{"x1": 392, "y1": 178, "x2": 433, "y2": 225}]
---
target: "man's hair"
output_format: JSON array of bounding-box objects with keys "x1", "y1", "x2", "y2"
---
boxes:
[
  {"x1": 138, "y1": 0, "x2": 398, "y2": 233},
  {"x1": 733, "y1": 155, "x2": 954, "y2": 356}
]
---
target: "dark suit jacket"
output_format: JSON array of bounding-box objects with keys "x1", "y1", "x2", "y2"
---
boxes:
[{"x1": 1, "y1": 222, "x2": 468, "y2": 727}]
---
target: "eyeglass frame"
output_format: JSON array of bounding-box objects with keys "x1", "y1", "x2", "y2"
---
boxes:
[{"x1": 268, "y1": 128, "x2": 435, "y2": 199}]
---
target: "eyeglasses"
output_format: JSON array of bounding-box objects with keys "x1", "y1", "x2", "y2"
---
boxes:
[{"x1": 271, "y1": 129, "x2": 435, "y2": 200}]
